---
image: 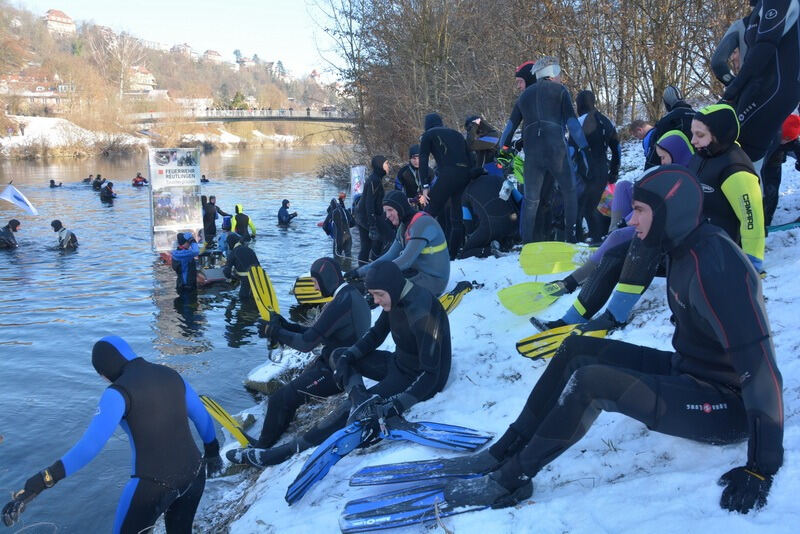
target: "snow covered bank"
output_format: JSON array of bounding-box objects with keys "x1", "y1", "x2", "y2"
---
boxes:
[
  {"x1": 202, "y1": 148, "x2": 800, "y2": 534},
  {"x1": 0, "y1": 115, "x2": 147, "y2": 158}
]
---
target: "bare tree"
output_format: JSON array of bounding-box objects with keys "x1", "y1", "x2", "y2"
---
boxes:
[{"x1": 87, "y1": 28, "x2": 145, "y2": 99}]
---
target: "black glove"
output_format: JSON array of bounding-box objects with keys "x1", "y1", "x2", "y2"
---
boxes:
[
  {"x1": 204, "y1": 440, "x2": 223, "y2": 477},
  {"x1": 2, "y1": 467, "x2": 57, "y2": 527},
  {"x1": 718, "y1": 466, "x2": 773, "y2": 514},
  {"x1": 343, "y1": 269, "x2": 360, "y2": 282},
  {"x1": 368, "y1": 225, "x2": 380, "y2": 241},
  {"x1": 332, "y1": 349, "x2": 355, "y2": 390},
  {"x1": 347, "y1": 386, "x2": 384, "y2": 446},
  {"x1": 258, "y1": 313, "x2": 283, "y2": 341}
]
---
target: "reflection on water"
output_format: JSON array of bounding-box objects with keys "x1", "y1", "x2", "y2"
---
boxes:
[{"x1": 0, "y1": 147, "x2": 345, "y2": 531}]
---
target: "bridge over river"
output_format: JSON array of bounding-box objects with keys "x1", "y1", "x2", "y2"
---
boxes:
[{"x1": 129, "y1": 108, "x2": 356, "y2": 124}]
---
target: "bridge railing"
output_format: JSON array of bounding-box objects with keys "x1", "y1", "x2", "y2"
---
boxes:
[{"x1": 129, "y1": 108, "x2": 355, "y2": 122}]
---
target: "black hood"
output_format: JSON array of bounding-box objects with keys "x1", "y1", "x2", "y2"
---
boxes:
[
  {"x1": 366, "y1": 261, "x2": 406, "y2": 305},
  {"x1": 310, "y1": 257, "x2": 344, "y2": 297},
  {"x1": 51, "y1": 219, "x2": 63, "y2": 232},
  {"x1": 424, "y1": 113, "x2": 443, "y2": 131},
  {"x1": 92, "y1": 336, "x2": 140, "y2": 381},
  {"x1": 282, "y1": 199, "x2": 290, "y2": 207},
  {"x1": 382, "y1": 189, "x2": 416, "y2": 225},
  {"x1": 371, "y1": 155, "x2": 387, "y2": 177},
  {"x1": 693, "y1": 104, "x2": 739, "y2": 158},
  {"x1": 576, "y1": 90, "x2": 596, "y2": 116},
  {"x1": 514, "y1": 61, "x2": 536, "y2": 88},
  {"x1": 408, "y1": 144, "x2": 420, "y2": 158},
  {"x1": 662, "y1": 85, "x2": 683, "y2": 112},
  {"x1": 464, "y1": 115, "x2": 481, "y2": 129},
  {"x1": 226, "y1": 232, "x2": 241, "y2": 249},
  {"x1": 7, "y1": 219, "x2": 20, "y2": 231},
  {"x1": 633, "y1": 165, "x2": 704, "y2": 251}
]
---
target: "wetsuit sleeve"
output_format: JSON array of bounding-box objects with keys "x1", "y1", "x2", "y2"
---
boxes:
[
  {"x1": 349, "y1": 311, "x2": 390, "y2": 359},
  {"x1": 720, "y1": 171, "x2": 765, "y2": 268},
  {"x1": 216, "y1": 206, "x2": 230, "y2": 217},
  {"x1": 418, "y1": 133, "x2": 432, "y2": 187},
  {"x1": 563, "y1": 90, "x2": 588, "y2": 150},
  {"x1": 358, "y1": 238, "x2": 402, "y2": 277},
  {"x1": 275, "y1": 297, "x2": 345, "y2": 351},
  {"x1": 392, "y1": 238, "x2": 426, "y2": 271},
  {"x1": 183, "y1": 380, "x2": 216, "y2": 444},
  {"x1": 362, "y1": 178, "x2": 379, "y2": 228},
  {"x1": 499, "y1": 102, "x2": 522, "y2": 148},
  {"x1": 171, "y1": 244, "x2": 198, "y2": 262},
  {"x1": 712, "y1": 21, "x2": 743, "y2": 85},
  {"x1": 59, "y1": 388, "x2": 126, "y2": 476},
  {"x1": 248, "y1": 218, "x2": 257, "y2": 237},
  {"x1": 602, "y1": 115, "x2": 621, "y2": 176},
  {"x1": 689, "y1": 249, "x2": 783, "y2": 474},
  {"x1": 724, "y1": 1, "x2": 798, "y2": 100}
]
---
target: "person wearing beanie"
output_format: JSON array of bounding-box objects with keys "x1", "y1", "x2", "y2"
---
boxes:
[
  {"x1": 171, "y1": 231, "x2": 200, "y2": 295},
  {"x1": 348, "y1": 190, "x2": 449, "y2": 296},
  {"x1": 0, "y1": 219, "x2": 21, "y2": 249},
  {"x1": 421, "y1": 165, "x2": 783, "y2": 518},
  {"x1": 226, "y1": 257, "x2": 371, "y2": 455},
  {"x1": 760, "y1": 114, "x2": 800, "y2": 226},
  {"x1": 222, "y1": 232, "x2": 261, "y2": 299},
  {"x1": 499, "y1": 56, "x2": 589, "y2": 243},
  {"x1": 689, "y1": 104, "x2": 765, "y2": 272},
  {"x1": 514, "y1": 61, "x2": 536, "y2": 92},
  {"x1": 643, "y1": 85, "x2": 695, "y2": 169},
  {"x1": 720, "y1": 0, "x2": 800, "y2": 172},
  {"x1": 232, "y1": 203, "x2": 257, "y2": 241},
  {"x1": 228, "y1": 260, "x2": 452, "y2": 469},
  {"x1": 459, "y1": 173, "x2": 521, "y2": 259},
  {"x1": 394, "y1": 144, "x2": 422, "y2": 201},
  {"x1": 355, "y1": 155, "x2": 391, "y2": 263},
  {"x1": 50, "y1": 220, "x2": 78, "y2": 250},
  {"x1": 418, "y1": 112, "x2": 475, "y2": 259},
  {"x1": 464, "y1": 115, "x2": 502, "y2": 173},
  {"x1": 1, "y1": 336, "x2": 222, "y2": 530},
  {"x1": 572, "y1": 89, "x2": 622, "y2": 242},
  {"x1": 278, "y1": 198, "x2": 298, "y2": 226}
]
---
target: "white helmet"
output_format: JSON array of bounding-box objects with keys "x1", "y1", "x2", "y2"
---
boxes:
[{"x1": 533, "y1": 56, "x2": 560, "y2": 80}]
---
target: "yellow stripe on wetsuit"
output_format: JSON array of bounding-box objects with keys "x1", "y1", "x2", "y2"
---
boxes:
[{"x1": 721, "y1": 171, "x2": 765, "y2": 262}]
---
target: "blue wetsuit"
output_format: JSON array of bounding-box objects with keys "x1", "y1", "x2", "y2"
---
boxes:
[{"x1": 171, "y1": 241, "x2": 199, "y2": 294}]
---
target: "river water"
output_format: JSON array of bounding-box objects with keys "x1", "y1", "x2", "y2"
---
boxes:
[{"x1": 0, "y1": 147, "x2": 348, "y2": 532}]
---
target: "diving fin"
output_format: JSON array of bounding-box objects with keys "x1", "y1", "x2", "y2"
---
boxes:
[
  {"x1": 247, "y1": 265, "x2": 280, "y2": 320},
  {"x1": 199, "y1": 395, "x2": 256, "y2": 447},
  {"x1": 519, "y1": 241, "x2": 596, "y2": 275},
  {"x1": 292, "y1": 276, "x2": 333, "y2": 305},
  {"x1": 516, "y1": 323, "x2": 607, "y2": 360},
  {"x1": 383, "y1": 418, "x2": 492, "y2": 452},
  {"x1": 497, "y1": 281, "x2": 562, "y2": 315},
  {"x1": 438, "y1": 281, "x2": 482, "y2": 314},
  {"x1": 285, "y1": 422, "x2": 365, "y2": 505},
  {"x1": 350, "y1": 450, "x2": 497, "y2": 487}
]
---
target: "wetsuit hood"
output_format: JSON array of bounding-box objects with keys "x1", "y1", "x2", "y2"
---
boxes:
[
  {"x1": 234, "y1": 204, "x2": 244, "y2": 214},
  {"x1": 464, "y1": 115, "x2": 481, "y2": 129},
  {"x1": 226, "y1": 232, "x2": 241, "y2": 249},
  {"x1": 382, "y1": 189, "x2": 416, "y2": 225},
  {"x1": 282, "y1": 199, "x2": 290, "y2": 207},
  {"x1": 693, "y1": 104, "x2": 739, "y2": 157},
  {"x1": 662, "y1": 85, "x2": 683, "y2": 112},
  {"x1": 310, "y1": 257, "x2": 344, "y2": 297},
  {"x1": 424, "y1": 113, "x2": 443, "y2": 131},
  {"x1": 50, "y1": 219, "x2": 63, "y2": 232},
  {"x1": 408, "y1": 144, "x2": 420, "y2": 158},
  {"x1": 7, "y1": 219, "x2": 20, "y2": 232},
  {"x1": 633, "y1": 165, "x2": 703, "y2": 251},
  {"x1": 514, "y1": 61, "x2": 536, "y2": 88},
  {"x1": 92, "y1": 335, "x2": 140, "y2": 381},
  {"x1": 201, "y1": 195, "x2": 208, "y2": 206},
  {"x1": 576, "y1": 90, "x2": 596, "y2": 116},
  {"x1": 366, "y1": 261, "x2": 406, "y2": 304},
  {"x1": 655, "y1": 130, "x2": 695, "y2": 167},
  {"x1": 371, "y1": 155, "x2": 387, "y2": 177}
]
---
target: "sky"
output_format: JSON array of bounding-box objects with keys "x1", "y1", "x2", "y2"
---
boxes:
[{"x1": 15, "y1": 0, "x2": 336, "y2": 76}]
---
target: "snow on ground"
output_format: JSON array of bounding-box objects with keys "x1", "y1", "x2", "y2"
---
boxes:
[
  {"x1": 182, "y1": 128, "x2": 243, "y2": 146},
  {"x1": 252, "y1": 130, "x2": 299, "y2": 145},
  {"x1": 206, "y1": 146, "x2": 800, "y2": 533},
  {"x1": 0, "y1": 115, "x2": 146, "y2": 154}
]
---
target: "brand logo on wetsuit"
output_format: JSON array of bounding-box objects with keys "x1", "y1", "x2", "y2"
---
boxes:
[
  {"x1": 742, "y1": 194, "x2": 754, "y2": 230},
  {"x1": 686, "y1": 403, "x2": 728, "y2": 413},
  {"x1": 669, "y1": 287, "x2": 687, "y2": 309},
  {"x1": 701, "y1": 184, "x2": 715, "y2": 193},
  {"x1": 765, "y1": 9, "x2": 778, "y2": 20}
]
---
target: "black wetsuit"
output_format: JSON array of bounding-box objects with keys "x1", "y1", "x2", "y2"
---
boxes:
[
  {"x1": 495, "y1": 223, "x2": 783, "y2": 488},
  {"x1": 644, "y1": 101, "x2": 696, "y2": 169},
  {"x1": 323, "y1": 199, "x2": 355, "y2": 258},
  {"x1": 395, "y1": 163, "x2": 421, "y2": 199},
  {"x1": 465, "y1": 118, "x2": 501, "y2": 170},
  {"x1": 0, "y1": 224, "x2": 18, "y2": 249},
  {"x1": 574, "y1": 91, "x2": 621, "y2": 241},
  {"x1": 419, "y1": 113, "x2": 475, "y2": 258},
  {"x1": 500, "y1": 79, "x2": 588, "y2": 242},
  {"x1": 202, "y1": 202, "x2": 229, "y2": 242},
  {"x1": 355, "y1": 157, "x2": 388, "y2": 263},
  {"x1": 99, "y1": 185, "x2": 115, "y2": 202},
  {"x1": 761, "y1": 136, "x2": 800, "y2": 225},
  {"x1": 256, "y1": 283, "x2": 371, "y2": 447},
  {"x1": 252, "y1": 280, "x2": 451, "y2": 463},
  {"x1": 278, "y1": 203, "x2": 297, "y2": 226},
  {"x1": 223, "y1": 242, "x2": 261, "y2": 298},
  {"x1": 712, "y1": 16, "x2": 750, "y2": 86},
  {"x1": 724, "y1": 0, "x2": 800, "y2": 166},
  {"x1": 459, "y1": 174, "x2": 519, "y2": 258}
]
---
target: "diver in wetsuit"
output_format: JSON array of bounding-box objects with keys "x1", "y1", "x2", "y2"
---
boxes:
[
  {"x1": 395, "y1": 145, "x2": 422, "y2": 201},
  {"x1": 278, "y1": 199, "x2": 298, "y2": 226},
  {"x1": 643, "y1": 86, "x2": 696, "y2": 169},
  {"x1": 1, "y1": 336, "x2": 222, "y2": 533},
  {"x1": 171, "y1": 232, "x2": 199, "y2": 295},
  {"x1": 322, "y1": 193, "x2": 355, "y2": 259},
  {"x1": 0, "y1": 219, "x2": 20, "y2": 249},
  {"x1": 50, "y1": 220, "x2": 78, "y2": 250},
  {"x1": 721, "y1": 0, "x2": 800, "y2": 172},
  {"x1": 499, "y1": 56, "x2": 589, "y2": 243},
  {"x1": 245, "y1": 257, "x2": 371, "y2": 448},
  {"x1": 232, "y1": 204, "x2": 257, "y2": 241},
  {"x1": 459, "y1": 173, "x2": 521, "y2": 259},
  {"x1": 465, "y1": 115, "x2": 502, "y2": 174},
  {"x1": 437, "y1": 166, "x2": 784, "y2": 517},
  {"x1": 355, "y1": 155, "x2": 390, "y2": 263},
  {"x1": 418, "y1": 112, "x2": 475, "y2": 259},
  {"x1": 222, "y1": 232, "x2": 261, "y2": 299},
  {"x1": 99, "y1": 181, "x2": 116, "y2": 202}
]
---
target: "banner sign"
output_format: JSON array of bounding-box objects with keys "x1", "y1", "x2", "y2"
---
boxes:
[{"x1": 147, "y1": 148, "x2": 203, "y2": 252}]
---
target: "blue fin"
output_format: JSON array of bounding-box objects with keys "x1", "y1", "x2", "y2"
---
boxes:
[{"x1": 383, "y1": 419, "x2": 492, "y2": 452}]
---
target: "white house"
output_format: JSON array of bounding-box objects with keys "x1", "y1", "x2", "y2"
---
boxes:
[{"x1": 42, "y1": 9, "x2": 76, "y2": 36}]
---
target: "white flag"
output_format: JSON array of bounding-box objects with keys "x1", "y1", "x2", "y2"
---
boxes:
[{"x1": 0, "y1": 185, "x2": 38, "y2": 215}]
